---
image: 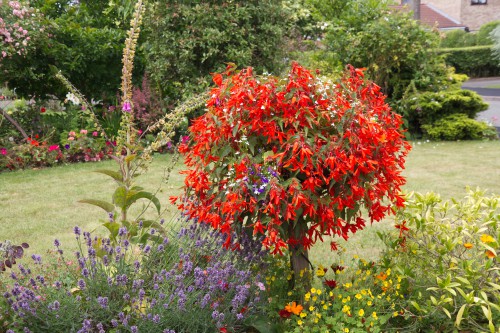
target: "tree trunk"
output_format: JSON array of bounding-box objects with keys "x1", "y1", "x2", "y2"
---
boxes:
[
  {"x1": 0, "y1": 107, "x2": 29, "y2": 139},
  {"x1": 288, "y1": 222, "x2": 312, "y2": 292}
]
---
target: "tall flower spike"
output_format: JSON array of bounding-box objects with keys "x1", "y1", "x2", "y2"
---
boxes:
[{"x1": 121, "y1": 0, "x2": 145, "y2": 106}]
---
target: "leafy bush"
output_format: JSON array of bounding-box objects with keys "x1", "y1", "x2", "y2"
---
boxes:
[
  {"x1": 379, "y1": 190, "x2": 500, "y2": 332},
  {"x1": 322, "y1": 7, "x2": 449, "y2": 102},
  {"x1": 0, "y1": 137, "x2": 64, "y2": 171},
  {"x1": 402, "y1": 88, "x2": 488, "y2": 134},
  {"x1": 3, "y1": 219, "x2": 266, "y2": 332},
  {"x1": 142, "y1": 0, "x2": 290, "y2": 105},
  {"x1": 439, "y1": 46, "x2": 500, "y2": 78},
  {"x1": 422, "y1": 114, "x2": 497, "y2": 141},
  {"x1": 492, "y1": 25, "x2": 500, "y2": 65},
  {"x1": 440, "y1": 21, "x2": 500, "y2": 49}
]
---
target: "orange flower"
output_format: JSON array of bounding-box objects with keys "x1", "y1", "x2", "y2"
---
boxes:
[
  {"x1": 463, "y1": 243, "x2": 473, "y2": 249},
  {"x1": 285, "y1": 301, "x2": 303, "y2": 315},
  {"x1": 375, "y1": 272, "x2": 388, "y2": 281},
  {"x1": 485, "y1": 250, "x2": 496, "y2": 259}
]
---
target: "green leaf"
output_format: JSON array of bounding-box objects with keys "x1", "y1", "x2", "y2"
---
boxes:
[
  {"x1": 113, "y1": 186, "x2": 128, "y2": 209},
  {"x1": 455, "y1": 304, "x2": 466, "y2": 327},
  {"x1": 103, "y1": 221, "x2": 121, "y2": 238},
  {"x1": 125, "y1": 154, "x2": 137, "y2": 163},
  {"x1": 78, "y1": 199, "x2": 115, "y2": 213},
  {"x1": 94, "y1": 169, "x2": 123, "y2": 182},
  {"x1": 127, "y1": 191, "x2": 161, "y2": 215},
  {"x1": 442, "y1": 307, "x2": 451, "y2": 319}
]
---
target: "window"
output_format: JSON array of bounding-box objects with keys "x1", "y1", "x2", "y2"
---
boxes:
[{"x1": 471, "y1": 0, "x2": 487, "y2": 4}]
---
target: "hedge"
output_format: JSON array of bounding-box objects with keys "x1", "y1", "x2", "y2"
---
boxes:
[{"x1": 438, "y1": 45, "x2": 500, "y2": 77}]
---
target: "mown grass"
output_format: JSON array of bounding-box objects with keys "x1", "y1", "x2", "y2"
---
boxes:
[{"x1": 1, "y1": 140, "x2": 499, "y2": 262}]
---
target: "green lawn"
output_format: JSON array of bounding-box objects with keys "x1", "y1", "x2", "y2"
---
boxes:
[{"x1": 1, "y1": 141, "x2": 499, "y2": 260}]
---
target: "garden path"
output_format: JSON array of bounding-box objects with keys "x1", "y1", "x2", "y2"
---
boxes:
[{"x1": 462, "y1": 77, "x2": 500, "y2": 123}]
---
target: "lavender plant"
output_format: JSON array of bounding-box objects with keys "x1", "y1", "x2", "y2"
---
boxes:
[{"x1": 3, "y1": 218, "x2": 267, "y2": 332}]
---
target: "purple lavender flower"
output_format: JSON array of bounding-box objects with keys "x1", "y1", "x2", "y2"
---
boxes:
[
  {"x1": 78, "y1": 279, "x2": 86, "y2": 290},
  {"x1": 31, "y1": 254, "x2": 41, "y2": 264},
  {"x1": 97, "y1": 296, "x2": 108, "y2": 309},
  {"x1": 73, "y1": 226, "x2": 81, "y2": 236},
  {"x1": 130, "y1": 326, "x2": 138, "y2": 333},
  {"x1": 54, "y1": 239, "x2": 60, "y2": 247}
]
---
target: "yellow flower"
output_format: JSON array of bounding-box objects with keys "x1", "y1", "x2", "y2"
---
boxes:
[
  {"x1": 297, "y1": 320, "x2": 303, "y2": 326},
  {"x1": 358, "y1": 309, "x2": 365, "y2": 317},
  {"x1": 312, "y1": 296, "x2": 318, "y2": 302},
  {"x1": 329, "y1": 291, "x2": 334, "y2": 297},
  {"x1": 344, "y1": 328, "x2": 350, "y2": 332},
  {"x1": 480, "y1": 234, "x2": 495, "y2": 244},
  {"x1": 309, "y1": 306, "x2": 315, "y2": 312},
  {"x1": 311, "y1": 288, "x2": 317, "y2": 294},
  {"x1": 316, "y1": 265, "x2": 326, "y2": 277},
  {"x1": 314, "y1": 318, "x2": 319, "y2": 324},
  {"x1": 305, "y1": 292, "x2": 311, "y2": 301},
  {"x1": 323, "y1": 304, "x2": 328, "y2": 310},
  {"x1": 393, "y1": 311, "x2": 399, "y2": 317},
  {"x1": 317, "y1": 289, "x2": 322, "y2": 295},
  {"x1": 367, "y1": 300, "x2": 373, "y2": 306},
  {"x1": 342, "y1": 305, "x2": 351, "y2": 313},
  {"x1": 287, "y1": 291, "x2": 293, "y2": 296},
  {"x1": 300, "y1": 312, "x2": 307, "y2": 318},
  {"x1": 316, "y1": 313, "x2": 322, "y2": 319},
  {"x1": 463, "y1": 242, "x2": 473, "y2": 249},
  {"x1": 355, "y1": 293, "x2": 362, "y2": 300},
  {"x1": 372, "y1": 312, "x2": 378, "y2": 320},
  {"x1": 344, "y1": 282, "x2": 352, "y2": 288}
]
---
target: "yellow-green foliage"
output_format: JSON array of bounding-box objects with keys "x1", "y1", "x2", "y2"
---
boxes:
[{"x1": 380, "y1": 189, "x2": 500, "y2": 332}]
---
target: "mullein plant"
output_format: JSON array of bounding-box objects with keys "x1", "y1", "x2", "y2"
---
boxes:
[
  {"x1": 56, "y1": 0, "x2": 206, "y2": 244},
  {"x1": 3, "y1": 218, "x2": 267, "y2": 332}
]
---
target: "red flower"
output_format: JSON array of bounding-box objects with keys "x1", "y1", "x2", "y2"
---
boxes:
[
  {"x1": 279, "y1": 309, "x2": 292, "y2": 318},
  {"x1": 323, "y1": 279, "x2": 337, "y2": 289},
  {"x1": 40, "y1": 107, "x2": 46, "y2": 113},
  {"x1": 219, "y1": 328, "x2": 227, "y2": 333},
  {"x1": 178, "y1": 63, "x2": 410, "y2": 253}
]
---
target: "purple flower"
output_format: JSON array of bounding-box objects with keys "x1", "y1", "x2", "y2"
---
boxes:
[
  {"x1": 122, "y1": 101, "x2": 132, "y2": 113},
  {"x1": 64, "y1": 144, "x2": 70, "y2": 149},
  {"x1": 131, "y1": 326, "x2": 138, "y2": 333},
  {"x1": 97, "y1": 296, "x2": 108, "y2": 309},
  {"x1": 73, "y1": 226, "x2": 81, "y2": 236}
]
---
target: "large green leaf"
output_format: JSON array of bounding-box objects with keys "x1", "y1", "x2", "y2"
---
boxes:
[
  {"x1": 113, "y1": 186, "x2": 128, "y2": 209},
  {"x1": 78, "y1": 199, "x2": 115, "y2": 213},
  {"x1": 93, "y1": 169, "x2": 123, "y2": 182},
  {"x1": 126, "y1": 191, "x2": 161, "y2": 215}
]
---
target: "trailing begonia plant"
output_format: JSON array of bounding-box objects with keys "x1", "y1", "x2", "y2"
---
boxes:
[{"x1": 175, "y1": 63, "x2": 410, "y2": 284}]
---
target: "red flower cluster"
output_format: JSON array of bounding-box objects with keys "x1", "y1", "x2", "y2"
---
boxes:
[{"x1": 176, "y1": 63, "x2": 410, "y2": 254}]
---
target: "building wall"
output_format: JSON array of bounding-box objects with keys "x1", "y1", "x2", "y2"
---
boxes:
[
  {"x1": 460, "y1": 0, "x2": 500, "y2": 31},
  {"x1": 423, "y1": 0, "x2": 461, "y2": 21}
]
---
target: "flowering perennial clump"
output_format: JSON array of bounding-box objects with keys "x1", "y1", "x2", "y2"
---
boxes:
[
  {"x1": 3, "y1": 218, "x2": 266, "y2": 332},
  {"x1": 177, "y1": 63, "x2": 410, "y2": 255}
]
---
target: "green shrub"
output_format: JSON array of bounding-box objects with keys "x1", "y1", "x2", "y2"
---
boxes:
[
  {"x1": 440, "y1": 30, "x2": 477, "y2": 48},
  {"x1": 439, "y1": 45, "x2": 500, "y2": 77},
  {"x1": 142, "y1": 0, "x2": 289, "y2": 105},
  {"x1": 422, "y1": 114, "x2": 497, "y2": 141},
  {"x1": 402, "y1": 88, "x2": 488, "y2": 134},
  {"x1": 379, "y1": 190, "x2": 500, "y2": 332}
]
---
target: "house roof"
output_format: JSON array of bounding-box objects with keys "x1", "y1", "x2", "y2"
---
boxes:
[{"x1": 391, "y1": 3, "x2": 467, "y2": 30}]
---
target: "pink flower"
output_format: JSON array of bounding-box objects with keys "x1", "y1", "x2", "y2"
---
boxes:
[
  {"x1": 68, "y1": 137, "x2": 75, "y2": 141},
  {"x1": 48, "y1": 145, "x2": 59, "y2": 152},
  {"x1": 122, "y1": 101, "x2": 131, "y2": 113},
  {"x1": 68, "y1": 131, "x2": 76, "y2": 137},
  {"x1": 1, "y1": 148, "x2": 7, "y2": 155},
  {"x1": 137, "y1": 129, "x2": 143, "y2": 135},
  {"x1": 80, "y1": 129, "x2": 88, "y2": 135},
  {"x1": 92, "y1": 131, "x2": 98, "y2": 137},
  {"x1": 1, "y1": 51, "x2": 7, "y2": 58}
]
